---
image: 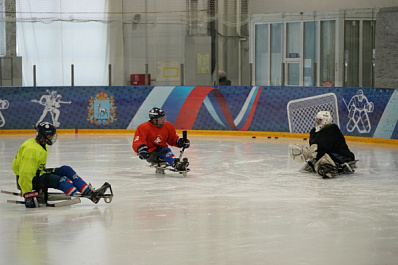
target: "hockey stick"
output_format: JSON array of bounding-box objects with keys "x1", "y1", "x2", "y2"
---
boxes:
[
  {"x1": 2, "y1": 190, "x2": 81, "y2": 206},
  {"x1": 6, "y1": 197, "x2": 81, "y2": 207},
  {"x1": 2, "y1": 190, "x2": 76, "y2": 201},
  {"x1": 1, "y1": 190, "x2": 20, "y2": 196},
  {"x1": 1, "y1": 189, "x2": 109, "y2": 205},
  {"x1": 7, "y1": 200, "x2": 24, "y2": 204},
  {"x1": 2, "y1": 183, "x2": 113, "y2": 204},
  {"x1": 178, "y1": 130, "x2": 187, "y2": 160}
]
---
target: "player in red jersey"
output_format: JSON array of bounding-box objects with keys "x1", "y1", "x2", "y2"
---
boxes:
[{"x1": 132, "y1": 107, "x2": 190, "y2": 171}]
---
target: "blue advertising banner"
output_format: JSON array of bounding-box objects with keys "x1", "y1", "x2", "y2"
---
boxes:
[{"x1": 0, "y1": 86, "x2": 397, "y2": 140}]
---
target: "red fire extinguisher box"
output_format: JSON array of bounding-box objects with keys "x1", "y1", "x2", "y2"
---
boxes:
[{"x1": 130, "y1": 74, "x2": 151, "y2": 85}]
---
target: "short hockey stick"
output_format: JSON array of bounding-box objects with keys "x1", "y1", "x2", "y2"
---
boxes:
[
  {"x1": 7, "y1": 197, "x2": 81, "y2": 207},
  {"x1": 178, "y1": 130, "x2": 188, "y2": 160},
  {"x1": 2, "y1": 190, "x2": 74, "y2": 201},
  {"x1": 2, "y1": 190, "x2": 81, "y2": 206}
]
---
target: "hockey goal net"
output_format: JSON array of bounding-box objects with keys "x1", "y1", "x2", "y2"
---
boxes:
[{"x1": 287, "y1": 93, "x2": 339, "y2": 134}]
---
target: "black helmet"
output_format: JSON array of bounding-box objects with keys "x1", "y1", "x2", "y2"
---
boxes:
[
  {"x1": 149, "y1": 107, "x2": 166, "y2": 127},
  {"x1": 149, "y1": 107, "x2": 165, "y2": 119},
  {"x1": 36, "y1": 122, "x2": 57, "y2": 145}
]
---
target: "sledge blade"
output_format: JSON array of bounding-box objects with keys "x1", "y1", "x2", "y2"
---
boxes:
[{"x1": 46, "y1": 197, "x2": 81, "y2": 207}]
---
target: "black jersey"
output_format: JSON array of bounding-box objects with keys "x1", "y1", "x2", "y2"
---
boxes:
[{"x1": 309, "y1": 124, "x2": 355, "y2": 161}]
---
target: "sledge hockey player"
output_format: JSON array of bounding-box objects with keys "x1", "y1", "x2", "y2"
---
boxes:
[
  {"x1": 12, "y1": 121, "x2": 111, "y2": 208},
  {"x1": 133, "y1": 107, "x2": 190, "y2": 171},
  {"x1": 289, "y1": 111, "x2": 356, "y2": 178}
]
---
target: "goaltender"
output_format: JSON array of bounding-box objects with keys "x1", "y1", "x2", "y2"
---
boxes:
[{"x1": 289, "y1": 111, "x2": 356, "y2": 178}]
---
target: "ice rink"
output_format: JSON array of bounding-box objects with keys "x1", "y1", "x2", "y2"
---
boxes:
[{"x1": 1, "y1": 133, "x2": 398, "y2": 265}]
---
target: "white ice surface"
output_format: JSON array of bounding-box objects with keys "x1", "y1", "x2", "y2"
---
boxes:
[{"x1": 1, "y1": 134, "x2": 398, "y2": 265}]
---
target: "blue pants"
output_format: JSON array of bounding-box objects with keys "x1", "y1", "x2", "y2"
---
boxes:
[
  {"x1": 35, "y1": 166, "x2": 90, "y2": 195},
  {"x1": 152, "y1": 147, "x2": 178, "y2": 167}
]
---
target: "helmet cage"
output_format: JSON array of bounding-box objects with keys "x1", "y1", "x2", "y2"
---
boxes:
[
  {"x1": 315, "y1": 111, "x2": 332, "y2": 131},
  {"x1": 149, "y1": 108, "x2": 166, "y2": 127}
]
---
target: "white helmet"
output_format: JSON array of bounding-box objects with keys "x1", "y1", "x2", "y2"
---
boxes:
[{"x1": 315, "y1": 111, "x2": 332, "y2": 132}]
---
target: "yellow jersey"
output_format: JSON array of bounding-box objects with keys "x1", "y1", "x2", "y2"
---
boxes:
[{"x1": 12, "y1": 138, "x2": 48, "y2": 195}]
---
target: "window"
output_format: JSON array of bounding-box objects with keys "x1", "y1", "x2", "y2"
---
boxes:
[
  {"x1": 255, "y1": 24, "x2": 268, "y2": 85},
  {"x1": 286, "y1": 22, "x2": 301, "y2": 86},
  {"x1": 344, "y1": 20, "x2": 359, "y2": 87},
  {"x1": 304, "y1": 21, "x2": 317, "y2": 86},
  {"x1": 0, "y1": 0, "x2": 5, "y2": 56},
  {"x1": 270, "y1": 23, "x2": 283, "y2": 86},
  {"x1": 287, "y1": 63, "x2": 299, "y2": 85},
  {"x1": 286, "y1": 22, "x2": 300, "y2": 58},
  {"x1": 252, "y1": 9, "x2": 376, "y2": 87},
  {"x1": 16, "y1": 0, "x2": 109, "y2": 86},
  {"x1": 362, "y1": 20, "x2": 375, "y2": 87},
  {"x1": 320, "y1": 20, "x2": 335, "y2": 86}
]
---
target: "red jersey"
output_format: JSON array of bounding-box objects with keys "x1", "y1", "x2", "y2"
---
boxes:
[{"x1": 132, "y1": 120, "x2": 180, "y2": 153}]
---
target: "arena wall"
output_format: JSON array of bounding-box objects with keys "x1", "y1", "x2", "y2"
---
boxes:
[{"x1": 0, "y1": 86, "x2": 397, "y2": 144}]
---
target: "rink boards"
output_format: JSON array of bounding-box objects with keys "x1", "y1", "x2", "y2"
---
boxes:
[{"x1": 0, "y1": 86, "x2": 397, "y2": 141}]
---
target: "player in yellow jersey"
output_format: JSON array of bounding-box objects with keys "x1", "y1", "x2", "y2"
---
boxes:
[{"x1": 12, "y1": 121, "x2": 110, "y2": 207}]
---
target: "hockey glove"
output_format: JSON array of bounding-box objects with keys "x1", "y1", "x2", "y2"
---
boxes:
[
  {"x1": 24, "y1": 191, "x2": 39, "y2": 208},
  {"x1": 137, "y1": 144, "x2": 150, "y2": 160},
  {"x1": 289, "y1": 144, "x2": 317, "y2": 163},
  {"x1": 176, "y1": 138, "x2": 190, "y2": 148}
]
